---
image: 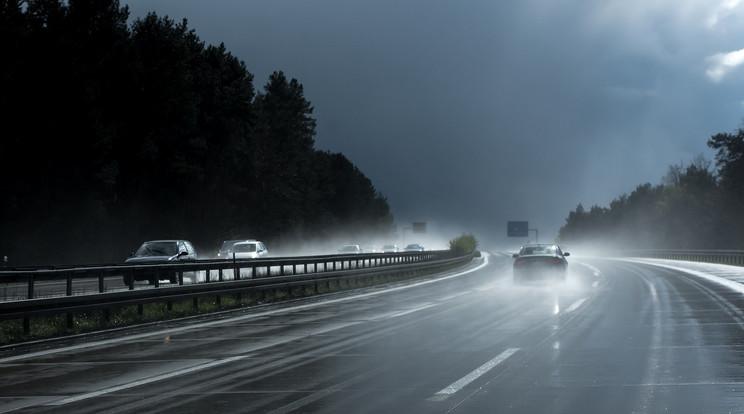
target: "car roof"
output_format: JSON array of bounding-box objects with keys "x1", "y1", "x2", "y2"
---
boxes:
[
  {"x1": 233, "y1": 241, "x2": 259, "y2": 245},
  {"x1": 143, "y1": 240, "x2": 184, "y2": 243}
]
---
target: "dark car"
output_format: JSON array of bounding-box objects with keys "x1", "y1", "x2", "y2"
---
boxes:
[
  {"x1": 124, "y1": 240, "x2": 197, "y2": 284},
  {"x1": 512, "y1": 244, "x2": 569, "y2": 284}
]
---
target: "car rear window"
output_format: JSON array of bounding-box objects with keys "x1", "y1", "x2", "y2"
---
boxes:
[{"x1": 520, "y1": 246, "x2": 558, "y2": 255}]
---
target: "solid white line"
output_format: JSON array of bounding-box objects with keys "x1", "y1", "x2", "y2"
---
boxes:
[
  {"x1": 45, "y1": 355, "x2": 248, "y2": 406},
  {"x1": 429, "y1": 348, "x2": 519, "y2": 401},
  {"x1": 564, "y1": 298, "x2": 587, "y2": 314},
  {"x1": 0, "y1": 254, "x2": 491, "y2": 364}
]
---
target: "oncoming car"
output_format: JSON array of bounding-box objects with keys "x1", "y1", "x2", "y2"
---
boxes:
[
  {"x1": 228, "y1": 241, "x2": 269, "y2": 259},
  {"x1": 403, "y1": 243, "x2": 424, "y2": 252},
  {"x1": 339, "y1": 244, "x2": 362, "y2": 254},
  {"x1": 124, "y1": 240, "x2": 197, "y2": 284},
  {"x1": 381, "y1": 244, "x2": 399, "y2": 253},
  {"x1": 512, "y1": 244, "x2": 570, "y2": 284}
]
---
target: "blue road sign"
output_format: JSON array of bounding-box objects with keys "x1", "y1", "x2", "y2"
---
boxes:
[{"x1": 507, "y1": 221, "x2": 529, "y2": 237}]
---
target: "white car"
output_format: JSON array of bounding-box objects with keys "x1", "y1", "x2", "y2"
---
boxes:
[
  {"x1": 225, "y1": 240, "x2": 269, "y2": 259},
  {"x1": 339, "y1": 244, "x2": 363, "y2": 254},
  {"x1": 381, "y1": 244, "x2": 399, "y2": 253}
]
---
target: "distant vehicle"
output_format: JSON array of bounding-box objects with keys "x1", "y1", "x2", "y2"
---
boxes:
[
  {"x1": 382, "y1": 244, "x2": 399, "y2": 253},
  {"x1": 512, "y1": 243, "x2": 569, "y2": 283},
  {"x1": 339, "y1": 244, "x2": 363, "y2": 254},
  {"x1": 217, "y1": 239, "x2": 248, "y2": 258},
  {"x1": 228, "y1": 241, "x2": 269, "y2": 259},
  {"x1": 403, "y1": 243, "x2": 425, "y2": 252},
  {"x1": 124, "y1": 240, "x2": 197, "y2": 284}
]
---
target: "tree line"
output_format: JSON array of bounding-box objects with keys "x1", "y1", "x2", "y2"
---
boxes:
[
  {"x1": 0, "y1": 0, "x2": 393, "y2": 265},
  {"x1": 559, "y1": 129, "x2": 744, "y2": 250}
]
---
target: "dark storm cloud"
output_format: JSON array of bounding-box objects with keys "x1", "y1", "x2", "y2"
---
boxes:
[{"x1": 126, "y1": 0, "x2": 744, "y2": 246}]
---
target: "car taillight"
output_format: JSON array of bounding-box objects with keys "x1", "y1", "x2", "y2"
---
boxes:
[{"x1": 514, "y1": 259, "x2": 524, "y2": 266}]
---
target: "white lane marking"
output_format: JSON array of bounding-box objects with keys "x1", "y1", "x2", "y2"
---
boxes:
[
  {"x1": 429, "y1": 348, "x2": 520, "y2": 401},
  {"x1": 574, "y1": 261, "x2": 602, "y2": 277},
  {"x1": 369, "y1": 303, "x2": 437, "y2": 321},
  {"x1": 439, "y1": 291, "x2": 471, "y2": 302},
  {"x1": 45, "y1": 355, "x2": 248, "y2": 406},
  {"x1": 30, "y1": 321, "x2": 362, "y2": 411},
  {"x1": 564, "y1": 298, "x2": 587, "y2": 314},
  {"x1": 0, "y1": 254, "x2": 491, "y2": 364}
]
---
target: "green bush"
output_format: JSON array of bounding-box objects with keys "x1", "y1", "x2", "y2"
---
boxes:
[{"x1": 449, "y1": 234, "x2": 478, "y2": 256}]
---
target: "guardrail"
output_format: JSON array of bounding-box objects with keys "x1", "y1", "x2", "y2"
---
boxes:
[
  {"x1": 622, "y1": 249, "x2": 744, "y2": 267},
  {"x1": 0, "y1": 250, "x2": 472, "y2": 335}
]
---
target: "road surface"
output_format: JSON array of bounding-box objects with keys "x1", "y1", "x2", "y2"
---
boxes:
[{"x1": 2, "y1": 253, "x2": 744, "y2": 413}]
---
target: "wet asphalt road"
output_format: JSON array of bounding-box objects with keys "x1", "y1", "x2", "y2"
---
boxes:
[{"x1": 2, "y1": 253, "x2": 744, "y2": 413}]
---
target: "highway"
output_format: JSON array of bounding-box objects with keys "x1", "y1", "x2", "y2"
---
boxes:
[{"x1": 2, "y1": 253, "x2": 744, "y2": 413}]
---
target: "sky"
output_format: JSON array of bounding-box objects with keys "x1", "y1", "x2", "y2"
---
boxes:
[{"x1": 126, "y1": 0, "x2": 744, "y2": 246}]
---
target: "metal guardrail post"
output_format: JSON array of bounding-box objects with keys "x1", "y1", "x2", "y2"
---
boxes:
[
  {"x1": 27, "y1": 275, "x2": 34, "y2": 300},
  {"x1": 128, "y1": 269, "x2": 135, "y2": 290}
]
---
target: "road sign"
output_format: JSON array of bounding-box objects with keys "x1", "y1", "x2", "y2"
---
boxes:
[
  {"x1": 412, "y1": 222, "x2": 427, "y2": 234},
  {"x1": 507, "y1": 221, "x2": 528, "y2": 237}
]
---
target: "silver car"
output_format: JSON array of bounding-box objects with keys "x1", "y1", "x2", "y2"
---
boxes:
[
  {"x1": 403, "y1": 243, "x2": 425, "y2": 252},
  {"x1": 382, "y1": 244, "x2": 399, "y2": 253},
  {"x1": 228, "y1": 241, "x2": 269, "y2": 259},
  {"x1": 339, "y1": 244, "x2": 363, "y2": 254}
]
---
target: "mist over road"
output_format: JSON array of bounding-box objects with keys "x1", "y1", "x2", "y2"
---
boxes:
[{"x1": 2, "y1": 254, "x2": 744, "y2": 413}]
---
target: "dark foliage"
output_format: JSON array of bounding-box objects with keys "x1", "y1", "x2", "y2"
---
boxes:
[
  {"x1": 559, "y1": 132, "x2": 744, "y2": 249},
  {"x1": 449, "y1": 234, "x2": 478, "y2": 256},
  {"x1": 0, "y1": 0, "x2": 392, "y2": 265}
]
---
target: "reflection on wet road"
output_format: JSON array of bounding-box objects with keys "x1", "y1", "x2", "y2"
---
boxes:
[{"x1": 2, "y1": 254, "x2": 744, "y2": 413}]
